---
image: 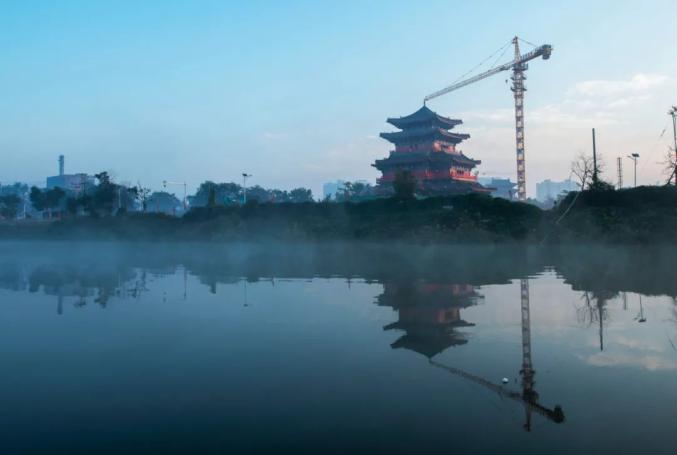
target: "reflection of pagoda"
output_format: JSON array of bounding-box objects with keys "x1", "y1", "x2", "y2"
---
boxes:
[
  {"x1": 378, "y1": 282, "x2": 481, "y2": 358},
  {"x1": 373, "y1": 106, "x2": 489, "y2": 196}
]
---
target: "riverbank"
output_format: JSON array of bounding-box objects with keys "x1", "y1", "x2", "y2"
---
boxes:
[{"x1": 1, "y1": 186, "x2": 676, "y2": 244}]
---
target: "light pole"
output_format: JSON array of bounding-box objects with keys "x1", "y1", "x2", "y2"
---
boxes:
[
  {"x1": 242, "y1": 173, "x2": 252, "y2": 205},
  {"x1": 669, "y1": 106, "x2": 677, "y2": 185},
  {"x1": 627, "y1": 153, "x2": 640, "y2": 188}
]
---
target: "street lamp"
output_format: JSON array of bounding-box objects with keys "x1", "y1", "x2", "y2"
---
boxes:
[
  {"x1": 627, "y1": 153, "x2": 640, "y2": 188},
  {"x1": 242, "y1": 173, "x2": 252, "y2": 205}
]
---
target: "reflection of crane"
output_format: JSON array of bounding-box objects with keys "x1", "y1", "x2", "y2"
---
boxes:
[
  {"x1": 430, "y1": 278, "x2": 564, "y2": 431},
  {"x1": 429, "y1": 359, "x2": 564, "y2": 428},
  {"x1": 424, "y1": 37, "x2": 553, "y2": 201}
]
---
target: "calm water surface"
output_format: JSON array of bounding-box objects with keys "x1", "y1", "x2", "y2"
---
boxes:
[{"x1": 1, "y1": 242, "x2": 676, "y2": 454}]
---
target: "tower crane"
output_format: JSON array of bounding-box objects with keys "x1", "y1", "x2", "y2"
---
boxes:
[
  {"x1": 424, "y1": 37, "x2": 553, "y2": 201},
  {"x1": 429, "y1": 278, "x2": 564, "y2": 431}
]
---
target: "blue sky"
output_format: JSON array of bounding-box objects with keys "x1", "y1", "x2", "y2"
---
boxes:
[{"x1": 1, "y1": 0, "x2": 676, "y2": 197}]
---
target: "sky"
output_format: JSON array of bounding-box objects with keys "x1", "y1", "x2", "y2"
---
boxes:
[{"x1": 1, "y1": 0, "x2": 676, "y2": 198}]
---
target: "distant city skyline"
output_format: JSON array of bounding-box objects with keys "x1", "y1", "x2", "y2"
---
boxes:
[{"x1": 1, "y1": 1, "x2": 676, "y2": 197}]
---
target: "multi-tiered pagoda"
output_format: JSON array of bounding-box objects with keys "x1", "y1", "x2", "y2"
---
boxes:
[{"x1": 373, "y1": 106, "x2": 488, "y2": 195}]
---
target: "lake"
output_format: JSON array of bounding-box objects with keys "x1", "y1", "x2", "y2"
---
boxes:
[{"x1": 1, "y1": 242, "x2": 676, "y2": 454}]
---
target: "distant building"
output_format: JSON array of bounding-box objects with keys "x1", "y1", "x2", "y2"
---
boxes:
[
  {"x1": 323, "y1": 180, "x2": 370, "y2": 200},
  {"x1": 535, "y1": 179, "x2": 578, "y2": 202},
  {"x1": 45, "y1": 155, "x2": 95, "y2": 194},
  {"x1": 323, "y1": 180, "x2": 345, "y2": 200},
  {"x1": 478, "y1": 177, "x2": 517, "y2": 200}
]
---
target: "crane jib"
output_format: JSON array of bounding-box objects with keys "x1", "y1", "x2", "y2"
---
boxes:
[{"x1": 423, "y1": 44, "x2": 552, "y2": 102}]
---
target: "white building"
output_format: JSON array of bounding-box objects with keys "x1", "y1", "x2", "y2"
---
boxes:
[
  {"x1": 535, "y1": 179, "x2": 578, "y2": 202},
  {"x1": 45, "y1": 155, "x2": 95, "y2": 194}
]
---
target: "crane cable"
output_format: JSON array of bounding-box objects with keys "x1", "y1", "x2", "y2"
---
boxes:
[
  {"x1": 445, "y1": 40, "x2": 512, "y2": 88},
  {"x1": 517, "y1": 37, "x2": 538, "y2": 49}
]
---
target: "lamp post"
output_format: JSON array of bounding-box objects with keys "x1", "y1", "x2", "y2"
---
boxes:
[
  {"x1": 627, "y1": 153, "x2": 640, "y2": 188},
  {"x1": 242, "y1": 173, "x2": 252, "y2": 205},
  {"x1": 669, "y1": 106, "x2": 677, "y2": 185}
]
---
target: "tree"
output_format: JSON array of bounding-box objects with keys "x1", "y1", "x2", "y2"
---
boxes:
[
  {"x1": 90, "y1": 172, "x2": 117, "y2": 215},
  {"x1": 190, "y1": 181, "x2": 242, "y2": 207},
  {"x1": 29, "y1": 187, "x2": 46, "y2": 212},
  {"x1": 571, "y1": 153, "x2": 595, "y2": 190},
  {"x1": 133, "y1": 186, "x2": 151, "y2": 213},
  {"x1": 662, "y1": 147, "x2": 677, "y2": 185},
  {"x1": 0, "y1": 194, "x2": 21, "y2": 219},
  {"x1": 147, "y1": 191, "x2": 182, "y2": 214},
  {"x1": 43, "y1": 187, "x2": 66, "y2": 218},
  {"x1": 393, "y1": 170, "x2": 416, "y2": 200},
  {"x1": 289, "y1": 188, "x2": 313, "y2": 203},
  {"x1": 207, "y1": 185, "x2": 217, "y2": 208}
]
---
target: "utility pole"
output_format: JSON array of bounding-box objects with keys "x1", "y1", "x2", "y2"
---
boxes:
[
  {"x1": 627, "y1": 153, "x2": 640, "y2": 187},
  {"x1": 669, "y1": 106, "x2": 677, "y2": 185},
  {"x1": 591, "y1": 128, "x2": 599, "y2": 186},
  {"x1": 242, "y1": 173, "x2": 252, "y2": 205}
]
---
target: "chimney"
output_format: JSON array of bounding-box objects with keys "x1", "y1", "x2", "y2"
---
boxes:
[{"x1": 58, "y1": 155, "x2": 64, "y2": 176}]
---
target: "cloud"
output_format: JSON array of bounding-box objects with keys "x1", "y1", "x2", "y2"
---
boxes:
[
  {"x1": 584, "y1": 351, "x2": 677, "y2": 371},
  {"x1": 570, "y1": 74, "x2": 669, "y2": 98},
  {"x1": 460, "y1": 73, "x2": 672, "y2": 129}
]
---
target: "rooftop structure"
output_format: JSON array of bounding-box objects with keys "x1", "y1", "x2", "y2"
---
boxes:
[
  {"x1": 373, "y1": 106, "x2": 489, "y2": 196},
  {"x1": 45, "y1": 155, "x2": 95, "y2": 193}
]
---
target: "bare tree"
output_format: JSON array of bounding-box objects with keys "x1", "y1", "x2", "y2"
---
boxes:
[
  {"x1": 571, "y1": 152, "x2": 595, "y2": 190},
  {"x1": 661, "y1": 147, "x2": 677, "y2": 185}
]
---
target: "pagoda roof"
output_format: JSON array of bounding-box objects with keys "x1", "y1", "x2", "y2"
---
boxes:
[
  {"x1": 389, "y1": 326, "x2": 472, "y2": 358},
  {"x1": 384, "y1": 319, "x2": 475, "y2": 331},
  {"x1": 387, "y1": 105, "x2": 462, "y2": 130},
  {"x1": 373, "y1": 151, "x2": 480, "y2": 168},
  {"x1": 380, "y1": 127, "x2": 470, "y2": 145}
]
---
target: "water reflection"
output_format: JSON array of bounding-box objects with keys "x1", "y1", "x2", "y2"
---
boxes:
[
  {"x1": 1, "y1": 243, "x2": 677, "y2": 452},
  {"x1": 378, "y1": 281, "x2": 480, "y2": 357}
]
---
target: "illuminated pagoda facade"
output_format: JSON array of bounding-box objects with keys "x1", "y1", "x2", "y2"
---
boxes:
[{"x1": 373, "y1": 106, "x2": 489, "y2": 195}]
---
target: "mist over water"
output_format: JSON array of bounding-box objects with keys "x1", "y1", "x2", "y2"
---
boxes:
[{"x1": 1, "y1": 242, "x2": 676, "y2": 454}]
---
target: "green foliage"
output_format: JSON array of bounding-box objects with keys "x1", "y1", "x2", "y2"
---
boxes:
[
  {"x1": 334, "y1": 181, "x2": 375, "y2": 202},
  {"x1": 289, "y1": 188, "x2": 313, "y2": 203},
  {"x1": 551, "y1": 186, "x2": 677, "y2": 243},
  {"x1": 7, "y1": 185, "x2": 677, "y2": 245},
  {"x1": 147, "y1": 191, "x2": 182, "y2": 214},
  {"x1": 44, "y1": 187, "x2": 66, "y2": 211},
  {"x1": 30, "y1": 187, "x2": 65, "y2": 216},
  {"x1": 0, "y1": 194, "x2": 21, "y2": 219},
  {"x1": 207, "y1": 186, "x2": 217, "y2": 208},
  {"x1": 191, "y1": 181, "x2": 314, "y2": 206},
  {"x1": 29, "y1": 187, "x2": 46, "y2": 211},
  {"x1": 393, "y1": 170, "x2": 416, "y2": 200}
]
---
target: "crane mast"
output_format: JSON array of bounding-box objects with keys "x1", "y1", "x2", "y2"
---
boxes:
[{"x1": 424, "y1": 37, "x2": 552, "y2": 201}]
